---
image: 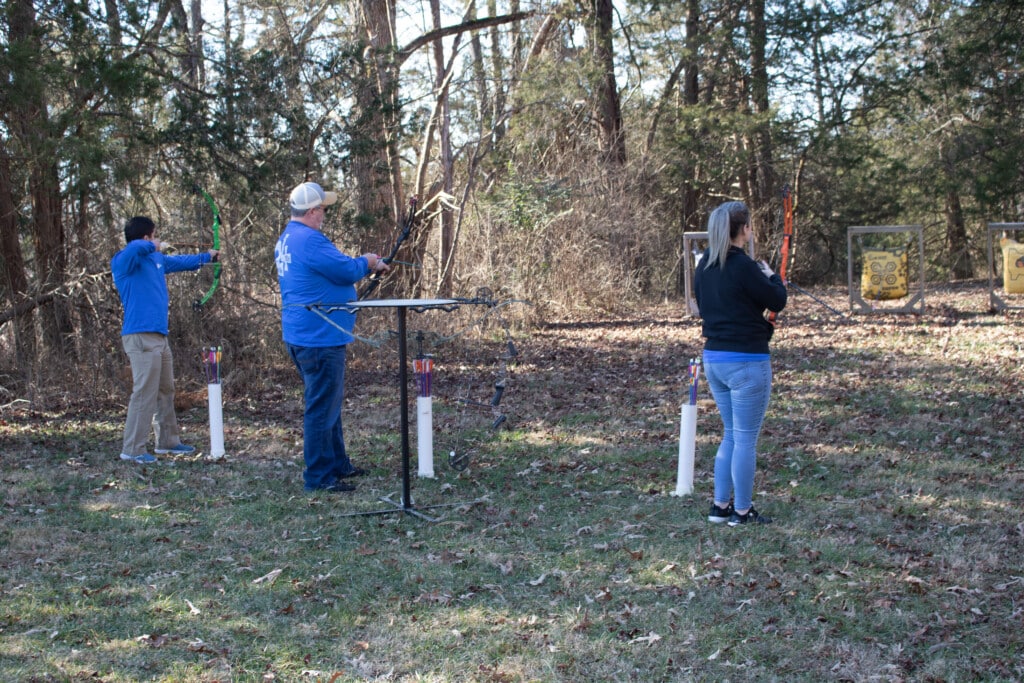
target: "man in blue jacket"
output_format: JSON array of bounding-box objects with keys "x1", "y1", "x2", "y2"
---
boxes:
[
  {"x1": 111, "y1": 216, "x2": 220, "y2": 464},
  {"x1": 275, "y1": 182, "x2": 388, "y2": 493}
]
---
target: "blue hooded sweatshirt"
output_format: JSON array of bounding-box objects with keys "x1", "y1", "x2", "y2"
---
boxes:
[
  {"x1": 274, "y1": 221, "x2": 370, "y2": 347},
  {"x1": 111, "y1": 240, "x2": 211, "y2": 336}
]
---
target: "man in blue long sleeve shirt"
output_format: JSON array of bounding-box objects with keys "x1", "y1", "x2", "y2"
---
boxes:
[
  {"x1": 275, "y1": 182, "x2": 389, "y2": 493},
  {"x1": 111, "y1": 216, "x2": 220, "y2": 464}
]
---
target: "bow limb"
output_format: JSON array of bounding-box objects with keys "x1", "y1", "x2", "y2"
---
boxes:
[
  {"x1": 359, "y1": 195, "x2": 418, "y2": 299},
  {"x1": 767, "y1": 186, "x2": 793, "y2": 326},
  {"x1": 193, "y1": 187, "x2": 223, "y2": 309}
]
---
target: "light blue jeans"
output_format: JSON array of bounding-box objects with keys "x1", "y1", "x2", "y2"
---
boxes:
[{"x1": 704, "y1": 360, "x2": 772, "y2": 512}]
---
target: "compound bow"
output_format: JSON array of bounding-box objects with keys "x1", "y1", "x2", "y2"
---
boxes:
[{"x1": 425, "y1": 288, "x2": 524, "y2": 471}]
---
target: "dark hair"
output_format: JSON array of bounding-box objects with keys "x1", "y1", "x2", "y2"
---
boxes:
[{"x1": 124, "y1": 216, "x2": 155, "y2": 243}]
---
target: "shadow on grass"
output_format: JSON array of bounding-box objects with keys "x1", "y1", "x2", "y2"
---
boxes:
[{"x1": 2, "y1": 289, "x2": 1022, "y2": 681}]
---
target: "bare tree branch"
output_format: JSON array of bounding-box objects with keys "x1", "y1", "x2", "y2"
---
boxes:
[
  {"x1": 396, "y1": 12, "x2": 534, "y2": 66},
  {"x1": 0, "y1": 271, "x2": 109, "y2": 326}
]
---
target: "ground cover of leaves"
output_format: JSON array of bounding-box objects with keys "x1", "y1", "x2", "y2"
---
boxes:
[{"x1": 1, "y1": 281, "x2": 1022, "y2": 682}]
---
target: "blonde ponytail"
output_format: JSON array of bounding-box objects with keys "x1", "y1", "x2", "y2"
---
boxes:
[{"x1": 703, "y1": 201, "x2": 750, "y2": 270}]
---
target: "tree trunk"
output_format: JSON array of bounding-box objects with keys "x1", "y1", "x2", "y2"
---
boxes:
[
  {"x1": 747, "y1": 0, "x2": 774, "y2": 248},
  {"x1": 167, "y1": 0, "x2": 199, "y2": 88},
  {"x1": 944, "y1": 187, "x2": 973, "y2": 279},
  {"x1": 589, "y1": 0, "x2": 626, "y2": 165},
  {"x1": 489, "y1": 0, "x2": 509, "y2": 145},
  {"x1": 29, "y1": 162, "x2": 73, "y2": 357},
  {"x1": 431, "y1": 0, "x2": 456, "y2": 296},
  {"x1": 7, "y1": 0, "x2": 74, "y2": 359},
  {"x1": 103, "y1": 0, "x2": 122, "y2": 54},
  {"x1": 0, "y1": 142, "x2": 36, "y2": 367},
  {"x1": 190, "y1": 0, "x2": 207, "y2": 88},
  {"x1": 470, "y1": 2, "x2": 490, "y2": 133},
  {"x1": 677, "y1": 0, "x2": 702, "y2": 294},
  {"x1": 353, "y1": 0, "x2": 402, "y2": 236}
]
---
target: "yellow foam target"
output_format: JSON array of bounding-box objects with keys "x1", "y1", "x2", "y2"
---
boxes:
[
  {"x1": 861, "y1": 248, "x2": 909, "y2": 300},
  {"x1": 1000, "y1": 238, "x2": 1024, "y2": 294}
]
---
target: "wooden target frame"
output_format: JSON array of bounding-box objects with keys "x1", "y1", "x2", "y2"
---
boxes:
[
  {"x1": 847, "y1": 225, "x2": 925, "y2": 315},
  {"x1": 987, "y1": 223, "x2": 1024, "y2": 312}
]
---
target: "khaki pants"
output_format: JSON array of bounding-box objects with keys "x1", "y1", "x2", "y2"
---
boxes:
[{"x1": 121, "y1": 333, "x2": 180, "y2": 455}]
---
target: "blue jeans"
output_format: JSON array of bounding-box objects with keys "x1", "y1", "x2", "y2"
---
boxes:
[
  {"x1": 287, "y1": 344, "x2": 357, "y2": 490},
  {"x1": 704, "y1": 360, "x2": 772, "y2": 511}
]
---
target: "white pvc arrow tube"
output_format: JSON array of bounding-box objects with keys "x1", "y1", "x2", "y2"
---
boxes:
[
  {"x1": 417, "y1": 396, "x2": 434, "y2": 478},
  {"x1": 672, "y1": 403, "x2": 696, "y2": 496},
  {"x1": 207, "y1": 383, "x2": 226, "y2": 460}
]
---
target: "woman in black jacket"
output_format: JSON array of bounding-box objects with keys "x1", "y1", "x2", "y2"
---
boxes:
[{"x1": 694, "y1": 201, "x2": 787, "y2": 525}]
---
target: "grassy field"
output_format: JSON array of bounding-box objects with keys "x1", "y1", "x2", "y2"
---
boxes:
[{"x1": 2, "y1": 282, "x2": 1023, "y2": 682}]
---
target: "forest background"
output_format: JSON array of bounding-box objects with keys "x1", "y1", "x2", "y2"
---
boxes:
[
  {"x1": 3, "y1": 2, "x2": 1024, "y2": 681},
  {"x1": 2, "y1": 0, "x2": 1023, "y2": 402}
]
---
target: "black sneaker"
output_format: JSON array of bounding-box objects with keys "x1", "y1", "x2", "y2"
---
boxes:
[
  {"x1": 339, "y1": 467, "x2": 368, "y2": 479},
  {"x1": 708, "y1": 502, "x2": 734, "y2": 523},
  {"x1": 306, "y1": 480, "x2": 357, "y2": 494},
  {"x1": 728, "y1": 507, "x2": 772, "y2": 526}
]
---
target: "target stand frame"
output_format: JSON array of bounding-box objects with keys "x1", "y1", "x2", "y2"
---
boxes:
[
  {"x1": 847, "y1": 225, "x2": 925, "y2": 315},
  {"x1": 987, "y1": 222, "x2": 1024, "y2": 312}
]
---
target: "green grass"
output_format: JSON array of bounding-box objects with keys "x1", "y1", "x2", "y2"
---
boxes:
[{"x1": 2, "y1": 291, "x2": 1023, "y2": 681}]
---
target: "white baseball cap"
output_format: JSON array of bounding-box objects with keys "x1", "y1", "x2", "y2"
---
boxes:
[{"x1": 289, "y1": 182, "x2": 338, "y2": 211}]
